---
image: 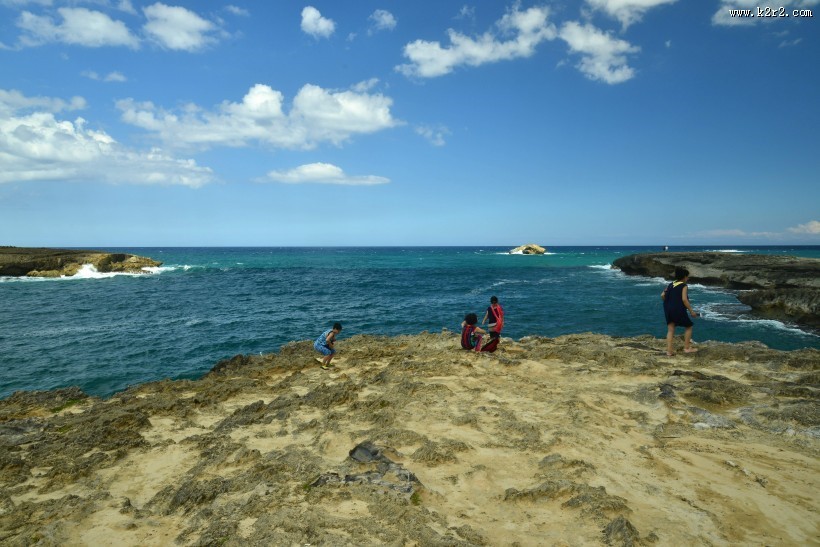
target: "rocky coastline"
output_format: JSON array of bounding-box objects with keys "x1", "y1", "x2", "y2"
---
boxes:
[
  {"x1": 0, "y1": 247, "x2": 162, "y2": 277},
  {"x1": 1, "y1": 332, "x2": 817, "y2": 545},
  {"x1": 612, "y1": 252, "x2": 820, "y2": 329}
]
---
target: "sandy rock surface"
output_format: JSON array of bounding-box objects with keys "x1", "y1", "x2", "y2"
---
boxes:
[{"x1": 0, "y1": 332, "x2": 817, "y2": 546}]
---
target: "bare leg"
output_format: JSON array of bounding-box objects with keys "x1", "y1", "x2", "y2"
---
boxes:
[
  {"x1": 666, "y1": 323, "x2": 676, "y2": 356},
  {"x1": 683, "y1": 327, "x2": 697, "y2": 353}
]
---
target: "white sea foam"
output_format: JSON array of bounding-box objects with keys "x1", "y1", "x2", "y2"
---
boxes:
[
  {"x1": 588, "y1": 264, "x2": 613, "y2": 270},
  {"x1": 707, "y1": 249, "x2": 748, "y2": 253},
  {"x1": 70, "y1": 264, "x2": 135, "y2": 279},
  {"x1": 497, "y1": 251, "x2": 556, "y2": 255},
  {"x1": 698, "y1": 302, "x2": 816, "y2": 337},
  {"x1": 142, "y1": 266, "x2": 175, "y2": 274}
]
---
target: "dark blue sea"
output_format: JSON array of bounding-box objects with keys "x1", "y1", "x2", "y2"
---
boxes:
[{"x1": 1, "y1": 246, "x2": 818, "y2": 399}]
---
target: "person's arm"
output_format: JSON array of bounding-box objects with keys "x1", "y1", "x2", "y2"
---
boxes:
[
  {"x1": 682, "y1": 286, "x2": 698, "y2": 317},
  {"x1": 481, "y1": 311, "x2": 488, "y2": 325},
  {"x1": 326, "y1": 332, "x2": 335, "y2": 346},
  {"x1": 661, "y1": 287, "x2": 667, "y2": 300},
  {"x1": 474, "y1": 326, "x2": 486, "y2": 335}
]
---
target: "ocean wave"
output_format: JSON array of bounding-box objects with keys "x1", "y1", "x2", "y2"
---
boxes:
[
  {"x1": 707, "y1": 249, "x2": 748, "y2": 253},
  {"x1": 1, "y1": 264, "x2": 161, "y2": 282},
  {"x1": 587, "y1": 264, "x2": 614, "y2": 270},
  {"x1": 698, "y1": 303, "x2": 816, "y2": 337},
  {"x1": 498, "y1": 251, "x2": 556, "y2": 255}
]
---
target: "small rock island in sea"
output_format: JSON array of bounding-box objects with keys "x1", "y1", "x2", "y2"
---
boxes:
[
  {"x1": 509, "y1": 243, "x2": 546, "y2": 254},
  {"x1": 613, "y1": 251, "x2": 820, "y2": 329},
  {"x1": 0, "y1": 247, "x2": 162, "y2": 277}
]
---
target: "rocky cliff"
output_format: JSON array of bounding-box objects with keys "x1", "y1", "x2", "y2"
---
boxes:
[
  {"x1": 0, "y1": 247, "x2": 162, "y2": 277},
  {"x1": 613, "y1": 252, "x2": 820, "y2": 329}
]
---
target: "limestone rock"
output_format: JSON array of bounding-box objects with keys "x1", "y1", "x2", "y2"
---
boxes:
[
  {"x1": 0, "y1": 247, "x2": 162, "y2": 277},
  {"x1": 612, "y1": 252, "x2": 820, "y2": 329},
  {"x1": 509, "y1": 243, "x2": 546, "y2": 255}
]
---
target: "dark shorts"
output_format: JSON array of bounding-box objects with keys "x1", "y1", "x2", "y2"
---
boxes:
[{"x1": 665, "y1": 311, "x2": 693, "y2": 328}]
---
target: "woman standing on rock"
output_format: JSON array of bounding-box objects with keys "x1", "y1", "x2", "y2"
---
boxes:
[{"x1": 661, "y1": 267, "x2": 698, "y2": 356}]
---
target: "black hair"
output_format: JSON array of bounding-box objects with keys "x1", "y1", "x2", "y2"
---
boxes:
[
  {"x1": 674, "y1": 267, "x2": 689, "y2": 281},
  {"x1": 464, "y1": 313, "x2": 478, "y2": 325},
  {"x1": 333, "y1": 322, "x2": 343, "y2": 331},
  {"x1": 490, "y1": 296, "x2": 498, "y2": 304}
]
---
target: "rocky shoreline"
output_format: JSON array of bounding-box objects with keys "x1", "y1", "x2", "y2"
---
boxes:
[
  {"x1": 0, "y1": 247, "x2": 161, "y2": 277},
  {"x1": 612, "y1": 252, "x2": 820, "y2": 329},
  {"x1": 1, "y1": 332, "x2": 817, "y2": 545}
]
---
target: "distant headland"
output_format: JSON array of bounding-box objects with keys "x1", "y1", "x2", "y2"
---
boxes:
[
  {"x1": 613, "y1": 251, "x2": 820, "y2": 329},
  {"x1": 0, "y1": 247, "x2": 162, "y2": 277}
]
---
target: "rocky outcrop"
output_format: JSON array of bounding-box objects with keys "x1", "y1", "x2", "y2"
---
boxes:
[
  {"x1": 612, "y1": 252, "x2": 820, "y2": 328},
  {"x1": 0, "y1": 332, "x2": 817, "y2": 545},
  {"x1": 0, "y1": 247, "x2": 162, "y2": 277},
  {"x1": 509, "y1": 243, "x2": 546, "y2": 254}
]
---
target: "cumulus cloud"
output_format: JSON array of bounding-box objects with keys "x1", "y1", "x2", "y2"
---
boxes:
[
  {"x1": 143, "y1": 2, "x2": 218, "y2": 51},
  {"x1": 263, "y1": 163, "x2": 389, "y2": 185},
  {"x1": 17, "y1": 7, "x2": 140, "y2": 48},
  {"x1": 369, "y1": 9, "x2": 396, "y2": 33},
  {"x1": 0, "y1": 90, "x2": 213, "y2": 187},
  {"x1": 396, "y1": 5, "x2": 556, "y2": 78},
  {"x1": 116, "y1": 83, "x2": 399, "y2": 150},
  {"x1": 788, "y1": 220, "x2": 820, "y2": 234},
  {"x1": 586, "y1": 0, "x2": 678, "y2": 29},
  {"x1": 559, "y1": 22, "x2": 639, "y2": 84},
  {"x1": 301, "y1": 6, "x2": 335, "y2": 39}
]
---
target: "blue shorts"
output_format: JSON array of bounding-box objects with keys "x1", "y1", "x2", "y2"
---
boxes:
[{"x1": 314, "y1": 342, "x2": 335, "y2": 356}]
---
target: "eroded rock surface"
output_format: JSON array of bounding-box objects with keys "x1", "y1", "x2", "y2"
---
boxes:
[
  {"x1": 0, "y1": 247, "x2": 162, "y2": 277},
  {"x1": 613, "y1": 252, "x2": 820, "y2": 328},
  {"x1": 0, "y1": 332, "x2": 817, "y2": 545}
]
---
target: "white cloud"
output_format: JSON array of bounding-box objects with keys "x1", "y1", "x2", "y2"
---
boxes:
[
  {"x1": 559, "y1": 21, "x2": 639, "y2": 84},
  {"x1": 415, "y1": 125, "x2": 450, "y2": 147},
  {"x1": 225, "y1": 5, "x2": 249, "y2": 17},
  {"x1": 396, "y1": 5, "x2": 556, "y2": 78},
  {"x1": 263, "y1": 163, "x2": 389, "y2": 185},
  {"x1": 351, "y1": 78, "x2": 380, "y2": 92},
  {"x1": 0, "y1": 88, "x2": 86, "y2": 113},
  {"x1": 301, "y1": 6, "x2": 335, "y2": 39},
  {"x1": 143, "y1": 2, "x2": 218, "y2": 51},
  {"x1": 0, "y1": 91, "x2": 213, "y2": 187},
  {"x1": 456, "y1": 5, "x2": 476, "y2": 21},
  {"x1": 17, "y1": 7, "x2": 140, "y2": 48},
  {"x1": 117, "y1": 83, "x2": 399, "y2": 150},
  {"x1": 0, "y1": 0, "x2": 52, "y2": 6},
  {"x1": 788, "y1": 220, "x2": 820, "y2": 234},
  {"x1": 82, "y1": 70, "x2": 127, "y2": 82},
  {"x1": 369, "y1": 9, "x2": 396, "y2": 33},
  {"x1": 586, "y1": 0, "x2": 678, "y2": 29},
  {"x1": 117, "y1": 0, "x2": 137, "y2": 15}
]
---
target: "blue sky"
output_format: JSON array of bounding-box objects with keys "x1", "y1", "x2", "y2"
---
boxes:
[{"x1": 1, "y1": 0, "x2": 818, "y2": 246}]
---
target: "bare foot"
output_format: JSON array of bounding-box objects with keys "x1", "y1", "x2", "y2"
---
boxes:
[
  {"x1": 666, "y1": 352, "x2": 675, "y2": 357},
  {"x1": 684, "y1": 348, "x2": 698, "y2": 353}
]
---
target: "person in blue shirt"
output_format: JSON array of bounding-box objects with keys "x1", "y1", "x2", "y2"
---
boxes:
[{"x1": 314, "y1": 322, "x2": 342, "y2": 369}]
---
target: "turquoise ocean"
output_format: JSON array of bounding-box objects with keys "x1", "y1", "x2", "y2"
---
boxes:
[{"x1": 1, "y1": 246, "x2": 818, "y2": 400}]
